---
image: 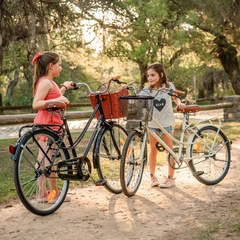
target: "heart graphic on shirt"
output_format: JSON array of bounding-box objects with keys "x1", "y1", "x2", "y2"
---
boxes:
[{"x1": 153, "y1": 99, "x2": 166, "y2": 112}]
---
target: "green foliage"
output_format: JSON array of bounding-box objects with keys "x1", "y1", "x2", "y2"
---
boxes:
[
  {"x1": 103, "y1": 0, "x2": 174, "y2": 64},
  {"x1": 2, "y1": 0, "x2": 240, "y2": 105},
  {"x1": 11, "y1": 78, "x2": 33, "y2": 106},
  {"x1": 0, "y1": 138, "x2": 19, "y2": 203}
]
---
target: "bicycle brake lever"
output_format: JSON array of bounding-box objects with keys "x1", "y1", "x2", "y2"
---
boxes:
[
  {"x1": 65, "y1": 86, "x2": 79, "y2": 92},
  {"x1": 168, "y1": 91, "x2": 182, "y2": 100},
  {"x1": 115, "y1": 79, "x2": 127, "y2": 85}
]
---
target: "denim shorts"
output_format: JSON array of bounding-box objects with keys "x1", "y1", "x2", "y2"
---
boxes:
[{"x1": 150, "y1": 126, "x2": 173, "y2": 135}]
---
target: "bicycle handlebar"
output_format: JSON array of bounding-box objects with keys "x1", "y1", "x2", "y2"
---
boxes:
[
  {"x1": 173, "y1": 89, "x2": 185, "y2": 96},
  {"x1": 138, "y1": 86, "x2": 185, "y2": 99},
  {"x1": 70, "y1": 76, "x2": 126, "y2": 94},
  {"x1": 168, "y1": 88, "x2": 185, "y2": 100},
  {"x1": 68, "y1": 77, "x2": 185, "y2": 98},
  {"x1": 126, "y1": 85, "x2": 138, "y2": 95}
]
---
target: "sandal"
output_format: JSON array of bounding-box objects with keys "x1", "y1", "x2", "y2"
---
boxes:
[
  {"x1": 48, "y1": 191, "x2": 71, "y2": 204},
  {"x1": 36, "y1": 190, "x2": 51, "y2": 203}
]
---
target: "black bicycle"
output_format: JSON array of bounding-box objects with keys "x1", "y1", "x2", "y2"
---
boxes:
[{"x1": 9, "y1": 76, "x2": 129, "y2": 215}]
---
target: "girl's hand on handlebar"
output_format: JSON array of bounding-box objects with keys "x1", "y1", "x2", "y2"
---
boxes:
[{"x1": 61, "y1": 81, "x2": 73, "y2": 90}]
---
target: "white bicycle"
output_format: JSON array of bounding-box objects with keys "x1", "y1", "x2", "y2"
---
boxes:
[{"x1": 119, "y1": 87, "x2": 232, "y2": 197}]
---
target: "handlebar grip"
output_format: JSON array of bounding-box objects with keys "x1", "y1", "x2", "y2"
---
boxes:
[{"x1": 173, "y1": 89, "x2": 185, "y2": 95}]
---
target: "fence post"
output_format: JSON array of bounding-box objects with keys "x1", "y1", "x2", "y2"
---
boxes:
[
  {"x1": 223, "y1": 95, "x2": 240, "y2": 121},
  {"x1": 0, "y1": 94, "x2": 2, "y2": 115}
]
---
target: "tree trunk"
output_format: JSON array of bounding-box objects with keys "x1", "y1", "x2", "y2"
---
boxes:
[
  {"x1": 213, "y1": 35, "x2": 240, "y2": 94},
  {"x1": 0, "y1": 93, "x2": 3, "y2": 114},
  {"x1": 5, "y1": 70, "x2": 20, "y2": 105},
  {"x1": 138, "y1": 62, "x2": 148, "y2": 89}
]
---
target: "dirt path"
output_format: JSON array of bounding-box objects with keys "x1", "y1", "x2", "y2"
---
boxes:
[{"x1": 1, "y1": 137, "x2": 239, "y2": 240}]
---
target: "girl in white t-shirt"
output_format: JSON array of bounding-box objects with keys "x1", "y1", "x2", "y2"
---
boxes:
[{"x1": 139, "y1": 62, "x2": 185, "y2": 188}]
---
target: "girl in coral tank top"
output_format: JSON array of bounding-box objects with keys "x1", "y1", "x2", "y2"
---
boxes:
[{"x1": 32, "y1": 51, "x2": 72, "y2": 203}]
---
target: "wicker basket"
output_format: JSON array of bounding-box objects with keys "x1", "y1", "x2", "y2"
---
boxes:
[
  {"x1": 120, "y1": 95, "x2": 154, "y2": 122},
  {"x1": 89, "y1": 88, "x2": 129, "y2": 120}
]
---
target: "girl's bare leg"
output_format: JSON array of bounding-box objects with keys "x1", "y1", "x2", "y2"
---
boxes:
[
  {"x1": 148, "y1": 133, "x2": 159, "y2": 177},
  {"x1": 162, "y1": 132, "x2": 174, "y2": 180},
  {"x1": 37, "y1": 140, "x2": 58, "y2": 198}
]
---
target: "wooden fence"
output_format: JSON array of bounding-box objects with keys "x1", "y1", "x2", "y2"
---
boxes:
[
  {"x1": 0, "y1": 102, "x2": 234, "y2": 126},
  {"x1": 0, "y1": 102, "x2": 90, "y2": 112}
]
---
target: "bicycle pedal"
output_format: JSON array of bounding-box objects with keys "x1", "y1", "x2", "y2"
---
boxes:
[
  {"x1": 156, "y1": 142, "x2": 165, "y2": 152},
  {"x1": 193, "y1": 171, "x2": 204, "y2": 176},
  {"x1": 95, "y1": 179, "x2": 106, "y2": 186}
]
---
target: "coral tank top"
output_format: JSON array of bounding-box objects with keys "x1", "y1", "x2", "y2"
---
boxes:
[{"x1": 34, "y1": 77, "x2": 63, "y2": 126}]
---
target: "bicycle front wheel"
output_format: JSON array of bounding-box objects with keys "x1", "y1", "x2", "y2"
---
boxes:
[
  {"x1": 94, "y1": 122, "x2": 127, "y2": 194},
  {"x1": 120, "y1": 130, "x2": 147, "y2": 197},
  {"x1": 14, "y1": 129, "x2": 70, "y2": 216},
  {"x1": 189, "y1": 125, "x2": 231, "y2": 185}
]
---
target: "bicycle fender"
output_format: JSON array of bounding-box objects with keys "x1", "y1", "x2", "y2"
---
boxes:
[
  {"x1": 9, "y1": 131, "x2": 32, "y2": 161},
  {"x1": 186, "y1": 132, "x2": 197, "y2": 158},
  {"x1": 186, "y1": 124, "x2": 211, "y2": 158},
  {"x1": 92, "y1": 121, "x2": 122, "y2": 169},
  {"x1": 186, "y1": 124, "x2": 229, "y2": 157},
  {"x1": 92, "y1": 126, "x2": 107, "y2": 169}
]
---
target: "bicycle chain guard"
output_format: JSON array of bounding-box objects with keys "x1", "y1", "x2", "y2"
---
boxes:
[{"x1": 57, "y1": 156, "x2": 91, "y2": 181}]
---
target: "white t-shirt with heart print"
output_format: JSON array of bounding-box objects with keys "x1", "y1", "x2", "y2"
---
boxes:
[{"x1": 139, "y1": 82, "x2": 175, "y2": 128}]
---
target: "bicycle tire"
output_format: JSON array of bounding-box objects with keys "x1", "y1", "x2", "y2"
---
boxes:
[
  {"x1": 188, "y1": 125, "x2": 231, "y2": 185},
  {"x1": 120, "y1": 130, "x2": 147, "y2": 197},
  {"x1": 13, "y1": 129, "x2": 70, "y2": 216},
  {"x1": 93, "y1": 122, "x2": 127, "y2": 194}
]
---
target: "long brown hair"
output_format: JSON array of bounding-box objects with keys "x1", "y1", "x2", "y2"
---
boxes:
[
  {"x1": 147, "y1": 62, "x2": 169, "y2": 91},
  {"x1": 32, "y1": 51, "x2": 60, "y2": 93}
]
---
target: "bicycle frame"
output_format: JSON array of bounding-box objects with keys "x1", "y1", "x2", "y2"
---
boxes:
[
  {"x1": 120, "y1": 90, "x2": 232, "y2": 198},
  {"x1": 10, "y1": 78, "x2": 128, "y2": 181},
  {"x1": 59, "y1": 94, "x2": 122, "y2": 169},
  {"x1": 143, "y1": 113, "x2": 225, "y2": 168}
]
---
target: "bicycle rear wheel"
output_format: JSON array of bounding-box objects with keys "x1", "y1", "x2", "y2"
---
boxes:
[
  {"x1": 13, "y1": 129, "x2": 70, "y2": 216},
  {"x1": 94, "y1": 122, "x2": 127, "y2": 194},
  {"x1": 120, "y1": 130, "x2": 147, "y2": 197},
  {"x1": 189, "y1": 125, "x2": 231, "y2": 185}
]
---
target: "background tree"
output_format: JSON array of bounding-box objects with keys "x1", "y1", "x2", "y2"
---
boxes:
[
  {"x1": 74, "y1": 0, "x2": 211, "y2": 99},
  {"x1": 0, "y1": 0, "x2": 84, "y2": 105},
  {"x1": 1, "y1": 0, "x2": 240, "y2": 108},
  {"x1": 176, "y1": 0, "x2": 240, "y2": 94},
  {"x1": 77, "y1": 0, "x2": 194, "y2": 88}
]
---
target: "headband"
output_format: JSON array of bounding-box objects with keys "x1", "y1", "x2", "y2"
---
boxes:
[{"x1": 31, "y1": 52, "x2": 42, "y2": 65}]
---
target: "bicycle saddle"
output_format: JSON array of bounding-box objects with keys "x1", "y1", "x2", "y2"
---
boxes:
[
  {"x1": 177, "y1": 105, "x2": 200, "y2": 113},
  {"x1": 44, "y1": 100, "x2": 70, "y2": 110}
]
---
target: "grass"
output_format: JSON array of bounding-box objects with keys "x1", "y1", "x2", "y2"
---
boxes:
[
  {"x1": 0, "y1": 138, "x2": 20, "y2": 203},
  {"x1": 185, "y1": 209, "x2": 240, "y2": 239}
]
